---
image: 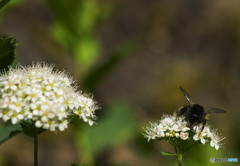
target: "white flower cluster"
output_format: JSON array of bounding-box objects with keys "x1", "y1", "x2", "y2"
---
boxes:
[
  {"x1": 0, "y1": 64, "x2": 99, "y2": 131},
  {"x1": 143, "y1": 114, "x2": 224, "y2": 150},
  {"x1": 143, "y1": 114, "x2": 190, "y2": 142}
]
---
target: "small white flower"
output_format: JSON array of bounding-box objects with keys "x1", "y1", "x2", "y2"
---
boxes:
[
  {"x1": 210, "y1": 139, "x2": 219, "y2": 150},
  {"x1": 180, "y1": 132, "x2": 189, "y2": 140},
  {"x1": 157, "y1": 124, "x2": 168, "y2": 131},
  {"x1": 193, "y1": 134, "x2": 199, "y2": 141},
  {"x1": 143, "y1": 122, "x2": 158, "y2": 142},
  {"x1": 11, "y1": 117, "x2": 18, "y2": 124},
  {"x1": 158, "y1": 131, "x2": 165, "y2": 137},
  {"x1": 173, "y1": 124, "x2": 180, "y2": 131},
  {"x1": 161, "y1": 116, "x2": 174, "y2": 127},
  {"x1": 58, "y1": 120, "x2": 68, "y2": 131},
  {"x1": 209, "y1": 129, "x2": 225, "y2": 150},
  {"x1": 175, "y1": 133, "x2": 180, "y2": 138},
  {"x1": 200, "y1": 137, "x2": 206, "y2": 144},
  {"x1": 193, "y1": 132, "x2": 206, "y2": 144},
  {"x1": 41, "y1": 116, "x2": 48, "y2": 122},
  {"x1": 35, "y1": 121, "x2": 42, "y2": 128}
]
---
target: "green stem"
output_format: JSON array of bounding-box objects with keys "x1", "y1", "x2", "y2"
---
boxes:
[
  {"x1": 177, "y1": 153, "x2": 182, "y2": 166},
  {"x1": 175, "y1": 142, "x2": 183, "y2": 166},
  {"x1": 34, "y1": 133, "x2": 38, "y2": 166}
]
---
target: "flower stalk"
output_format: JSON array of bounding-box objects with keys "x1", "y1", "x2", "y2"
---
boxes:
[
  {"x1": 177, "y1": 154, "x2": 182, "y2": 166},
  {"x1": 34, "y1": 133, "x2": 38, "y2": 166}
]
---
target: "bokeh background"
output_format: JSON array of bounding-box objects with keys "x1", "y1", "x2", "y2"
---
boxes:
[{"x1": 0, "y1": 0, "x2": 239, "y2": 165}]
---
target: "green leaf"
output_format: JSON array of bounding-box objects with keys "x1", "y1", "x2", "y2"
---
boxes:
[
  {"x1": 68, "y1": 164, "x2": 82, "y2": 166},
  {"x1": 0, "y1": 0, "x2": 10, "y2": 10},
  {"x1": 0, "y1": 122, "x2": 22, "y2": 144},
  {"x1": 47, "y1": 0, "x2": 101, "y2": 74},
  {"x1": 0, "y1": 36, "x2": 17, "y2": 71},
  {"x1": 47, "y1": 0, "x2": 112, "y2": 76},
  {"x1": 0, "y1": 0, "x2": 24, "y2": 22},
  {"x1": 87, "y1": 103, "x2": 136, "y2": 153},
  {"x1": 162, "y1": 152, "x2": 179, "y2": 156}
]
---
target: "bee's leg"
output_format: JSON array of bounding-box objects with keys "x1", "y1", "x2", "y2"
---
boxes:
[{"x1": 198, "y1": 120, "x2": 206, "y2": 136}]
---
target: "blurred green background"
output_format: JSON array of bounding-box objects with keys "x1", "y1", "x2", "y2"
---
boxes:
[{"x1": 0, "y1": 0, "x2": 239, "y2": 165}]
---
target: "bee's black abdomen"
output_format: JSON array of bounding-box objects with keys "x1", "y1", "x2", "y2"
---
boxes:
[
  {"x1": 189, "y1": 104, "x2": 205, "y2": 126},
  {"x1": 177, "y1": 104, "x2": 206, "y2": 128}
]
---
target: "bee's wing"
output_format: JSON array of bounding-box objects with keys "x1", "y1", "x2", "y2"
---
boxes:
[
  {"x1": 179, "y1": 86, "x2": 194, "y2": 104},
  {"x1": 206, "y1": 107, "x2": 226, "y2": 114}
]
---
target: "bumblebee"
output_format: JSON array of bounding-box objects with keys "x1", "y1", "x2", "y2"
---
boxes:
[{"x1": 177, "y1": 86, "x2": 226, "y2": 133}]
